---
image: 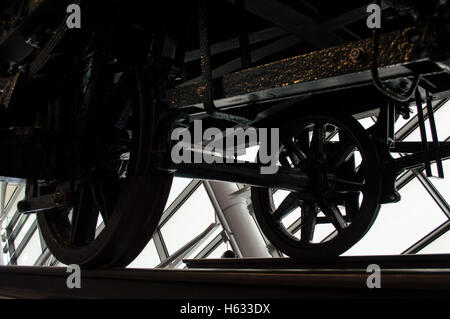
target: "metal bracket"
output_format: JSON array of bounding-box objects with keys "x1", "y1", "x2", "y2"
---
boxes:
[
  {"x1": 414, "y1": 88, "x2": 444, "y2": 178},
  {"x1": 375, "y1": 98, "x2": 396, "y2": 146},
  {"x1": 197, "y1": 0, "x2": 253, "y2": 125},
  {"x1": 235, "y1": 0, "x2": 251, "y2": 69}
]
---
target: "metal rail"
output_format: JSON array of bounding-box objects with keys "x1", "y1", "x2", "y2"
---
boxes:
[{"x1": 1, "y1": 262, "x2": 450, "y2": 298}]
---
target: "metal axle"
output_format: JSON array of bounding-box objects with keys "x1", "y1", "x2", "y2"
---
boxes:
[{"x1": 173, "y1": 162, "x2": 311, "y2": 192}]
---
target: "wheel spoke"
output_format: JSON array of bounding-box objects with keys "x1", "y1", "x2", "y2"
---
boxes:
[
  {"x1": 329, "y1": 178, "x2": 365, "y2": 193},
  {"x1": 279, "y1": 151, "x2": 294, "y2": 168},
  {"x1": 329, "y1": 144, "x2": 356, "y2": 170},
  {"x1": 300, "y1": 203, "x2": 317, "y2": 243},
  {"x1": 89, "y1": 182, "x2": 110, "y2": 224},
  {"x1": 355, "y1": 164, "x2": 365, "y2": 181},
  {"x1": 272, "y1": 193, "x2": 300, "y2": 222},
  {"x1": 316, "y1": 215, "x2": 350, "y2": 224},
  {"x1": 93, "y1": 168, "x2": 121, "y2": 223},
  {"x1": 310, "y1": 122, "x2": 325, "y2": 161},
  {"x1": 71, "y1": 185, "x2": 99, "y2": 245},
  {"x1": 294, "y1": 191, "x2": 317, "y2": 201},
  {"x1": 283, "y1": 137, "x2": 307, "y2": 165},
  {"x1": 297, "y1": 130, "x2": 311, "y2": 153},
  {"x1": 327, "y1": 130, "x2": 354, "y2": 167},
  {"x1": 344, "y1": 193, "x2": 360, "y2": 221},
  {"x1": 319, "y1": 202, "x2": 347, "y2": 232}
]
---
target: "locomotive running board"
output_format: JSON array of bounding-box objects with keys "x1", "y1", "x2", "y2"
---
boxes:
[
  {"x1": 165, "y1": 27, "x2": 450, "y2": 113},
  {"x1": 184, "y1": 253, "x2": 450, "y2": 271}
]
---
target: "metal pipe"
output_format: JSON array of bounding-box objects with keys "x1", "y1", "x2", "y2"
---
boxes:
[
  {"x1": 156, "y1": 223, "x2": 219, "y2": 269},
  {"x1": 402, "y1": 220, "x2": 450, "y2": 254},
  {"x1": 414, "y1": 170, "x2": 450, "y2": 219},
  {"x1": 175, "y1": 163, "x2": 310, "y2": 192},
  {"x1": 394, "y1": 142, "x2": 450, "y2": 171}
]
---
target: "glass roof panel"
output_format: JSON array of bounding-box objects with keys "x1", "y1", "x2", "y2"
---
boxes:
[
  {"x1": 343, "y1": 177, "x2": 448, "y2": 256},
  {"x1": 16, "y1": 230, "x2": 41, "y2": 266},
  {"x1": 428, "y1": 160, "x2": 450, "y2": 203},
  {"x1": 417, "y1": 228, "x2": 450, "y2": 254},
  {"x1": 161, "y1": 184, "x2": 216, "y2": 255},
  {"x1": 128, "y1": 239, "x2": 160, "y2": 269},
  {"x1": 164, "y1": 177, "x2": 193, "y2": 210}
]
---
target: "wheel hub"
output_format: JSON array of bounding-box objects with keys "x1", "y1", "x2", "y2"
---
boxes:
[{"x1": 251, "y1": 113, "x2": 382, "y2": 259}]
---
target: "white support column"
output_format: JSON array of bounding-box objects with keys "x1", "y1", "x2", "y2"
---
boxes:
[
  {"x1": 0, "y1": 182, "x2": 5, "y2": 266},
  {"x1": 205, "y1": 181, "x2": 270, "y2": 258},
  {"x1": 0, "y1": 242, "x2": 4, "y2": 266},
  {"x1": 0, "y1": 182, "x2": 6, "y2": 221}
]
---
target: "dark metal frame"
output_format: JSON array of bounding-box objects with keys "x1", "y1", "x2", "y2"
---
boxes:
[{"x1": 165, "y1": 5, "x2": 450, "y2": 195}]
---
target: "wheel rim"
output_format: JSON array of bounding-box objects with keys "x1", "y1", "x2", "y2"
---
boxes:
[{"x1": 252, "y1": 113, "x2": 381, "y2": 258}]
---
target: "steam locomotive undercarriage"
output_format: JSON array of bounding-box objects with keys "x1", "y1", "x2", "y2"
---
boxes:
[{"x1": 1, "y1": 0, "x2": 450, "y2": 267}]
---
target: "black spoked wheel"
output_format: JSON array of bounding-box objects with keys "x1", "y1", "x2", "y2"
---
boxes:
[
  {"x1": 34, "y1": 64, "x2": 173, "y2": 268},
  {"x1": 251, "y1": 112, "x2": 381, "y2": 259}
]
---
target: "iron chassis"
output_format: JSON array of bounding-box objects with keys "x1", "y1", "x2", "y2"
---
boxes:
[
  {"x1": 170, "y1": 25, "x2": 450, "y2": 198},
  {"x1": 0, "y1": 0, "x2": 449, "y2": 267}
]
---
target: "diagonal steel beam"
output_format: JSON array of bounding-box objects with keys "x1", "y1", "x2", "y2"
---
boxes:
[
  {"x1": 402, "y1": 220, "x2": 450, "y2": 254},
  {"x1": 226, "y1": 0, "x2": 345, "y2": 48},
  {"x1": 321, "y1": 2, "x2": 390, "y2": 30},
  {"x1": 184, "y1": 3, "x2": 387, "y2": 84},
  {"x1": 211, "y1": 34, "x2": 300, "y2": 80},
  {"x1": 184, "y1": 27, "x2": 288, "y2": 63},
  {"x1": 0, "y1": 182, "x2": 6, "y2": 220}
]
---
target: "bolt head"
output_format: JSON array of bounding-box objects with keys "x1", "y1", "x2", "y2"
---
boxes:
[{"x1": 350, "y1": 48, "x2": 366, "y2": 63}]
